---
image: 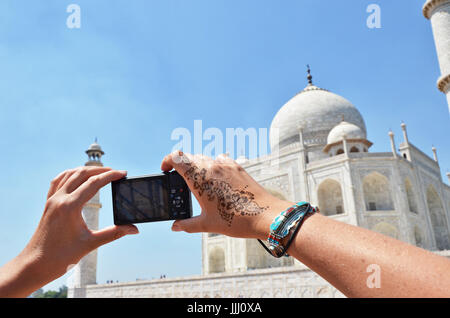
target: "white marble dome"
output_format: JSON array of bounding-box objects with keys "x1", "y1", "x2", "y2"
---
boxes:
[
  {"x1": 269, "y1": 84, "x2": 366, "y2": 150},
  {"x1": 88, "y1": 142, "x2": 102, "y2": 151},
  {"x1": 86, "y1": 141, "x2": 105, "y2": 155},
  {"x1": 327, "y1": 121, "x2": 367, "y2": 144}
]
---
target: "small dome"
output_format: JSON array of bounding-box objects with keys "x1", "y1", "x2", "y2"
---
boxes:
[
  {"x1": 86, "y1": 142, "x2": 105, "y2": 155},
  {"x1": 327, "y1": 121, "x2": 366, "y2": 144},
  {"x1": 89, "y1": 143, "x2": 101, "y2": 150}
]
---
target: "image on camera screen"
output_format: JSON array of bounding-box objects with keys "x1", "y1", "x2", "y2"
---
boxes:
[{"x1": 113, "y1": 178, "x2": 169, "y2": 223}]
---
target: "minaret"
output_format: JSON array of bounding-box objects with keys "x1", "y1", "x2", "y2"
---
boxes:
[
  {"x1": 432, "y1": 146, "x2": 439, "y2": 163},
  {"x1": 388, "y1": 130, "x2": 398, "y2": 158},
  {"x1": 401, "y1": 122, "x2": 409, "y2": 144},
  {"x1": 399, "y1": 122, "x2": 412, "y2": 161},
  {"x1": 68, "y1": 140, "x2": 105, "y2": 298},
  {"x1": 423, "y1": 0, "x2": 450, "y2": 112}
]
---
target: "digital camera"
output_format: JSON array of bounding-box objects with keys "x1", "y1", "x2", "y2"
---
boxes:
[{"x1": 112, "y1": 171, "x2": 193, "y2": 225}]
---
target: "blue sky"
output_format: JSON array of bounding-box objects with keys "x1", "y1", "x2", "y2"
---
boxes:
[{"x1": 0, "y1": 0, "x2": 448, "y2": 291}]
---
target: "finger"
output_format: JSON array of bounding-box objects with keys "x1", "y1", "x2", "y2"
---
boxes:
[
  {"x1": 216, "y1": 153, "x2": 236, "y2": 167},
  {"x1": 71, "y1": 170, "x2": 127, "y2": 206},
  {"x1": 171, "y1": 215, "x2": 205, "y2": 234},
  {"x1": 161, "y1": 150, "x2": 195, "y2": 174},
  {"x1": 55, "y1": 169, "x2": 78, "y2": 192},
  {"x1": 47, "y1": 170, "x2": 71, "y2": 199},
  {"x1": 90, "y1": 225, "x2": 139, "y2": 249},
  {"x1": 62, "y1": 166, "x2": 112, "y2": 194}
]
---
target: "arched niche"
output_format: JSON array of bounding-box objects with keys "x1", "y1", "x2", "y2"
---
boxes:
[
  {"x1": 414, "y1": 226, "x2": 425, "y2": 248},
  {"x1": 405, "y1": 179, "x2": 418, "y2": 213},
  {"x1": 208, "y1": 247, "x2": 225, "y2": 273},
  {"x1": 350, "y1": 146, "x2": 359, "y2": 153},
  {"x1": 362, "y1": 172, "x2": 394, "y2": 211},
  {"x1": 317, "y1": 179, "x2": 345, "y2": 216},
  {"x1": 426, "y1": 185, "x2": 450, "y2": 250}
]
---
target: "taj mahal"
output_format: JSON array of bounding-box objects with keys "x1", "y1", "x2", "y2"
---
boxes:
[{"x1": 68, "y1": 0, "x2": 450, "y2": 298}]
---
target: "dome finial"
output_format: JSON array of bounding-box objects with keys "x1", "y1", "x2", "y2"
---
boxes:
[{"x1": 307, "y1": 64, "x2": 313, "y2": 85}]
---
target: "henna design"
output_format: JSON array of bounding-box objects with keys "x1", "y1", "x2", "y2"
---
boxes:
[{"x1": 184, "y1": 161, "x2": 268, "y2": 226}]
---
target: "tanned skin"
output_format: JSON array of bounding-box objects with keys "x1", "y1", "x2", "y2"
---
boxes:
[{"x1": 0, "y1": 167, "x2": 138, "y2": 297}]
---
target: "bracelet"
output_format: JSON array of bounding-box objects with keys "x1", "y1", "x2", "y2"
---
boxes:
[{"x1": 257, "y1": 201, "x2": 318, "y2": 258}]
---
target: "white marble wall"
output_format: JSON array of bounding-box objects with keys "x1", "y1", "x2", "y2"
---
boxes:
[
  {"x1": 82, "y1": 251, "x2": 450, "y2": 298},
  {"x1": 85, "y1": 264, "x2": 345, "y2": 298}
]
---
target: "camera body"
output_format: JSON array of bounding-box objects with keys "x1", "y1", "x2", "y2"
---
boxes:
[{"x1": 111, "y1": 171, "x2": 192, "y2": 225}]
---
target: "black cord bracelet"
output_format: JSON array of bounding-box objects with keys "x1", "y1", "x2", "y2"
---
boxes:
[{"x1": 257, "y1": 203, "x2": 318, "y2": 258}]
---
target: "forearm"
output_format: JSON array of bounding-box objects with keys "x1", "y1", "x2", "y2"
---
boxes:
[
  {"x1": 256, "y1": 208, "x2": 450, "y2": 297},
  {"x1": 0, "y1": 252, "x2": 41, "y2": 297}
]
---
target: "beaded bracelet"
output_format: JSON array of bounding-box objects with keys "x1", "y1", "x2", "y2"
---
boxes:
[{"x1": 257, "y1": 201, "x2": 318, "y2": 258}]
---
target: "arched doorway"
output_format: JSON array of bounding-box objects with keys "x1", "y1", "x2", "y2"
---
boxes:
[
  {"x1": 317, "y1": 179, "x2": 345, "y2": 216},
  {"x1": 414, "y1": 226, "x2": 425, "y2": 248},
  {"x1": 363, "y1": 172, "x2": 394, "y2": 211},
  {"x1": 208, "y1": 247, "x2": 225, "y2": 273},
  {"x1": 426, "y1": 185, "x2": 450, "y2": 250},
  {"x1": 405, "y1": 179, "x2": 418, "y2": 213}
]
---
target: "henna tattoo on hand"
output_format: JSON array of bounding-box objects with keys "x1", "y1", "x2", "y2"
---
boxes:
[{"x1": 184, "y1": 161, "x2": 268, "y2": 226}]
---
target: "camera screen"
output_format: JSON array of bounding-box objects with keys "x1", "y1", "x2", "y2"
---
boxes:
[{"x1": 112, "y1": 176, "x2": 170, "y2": 224}]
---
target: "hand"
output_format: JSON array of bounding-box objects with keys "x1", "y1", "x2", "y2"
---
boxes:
[
  {"x1": 161, "y1": 151, "x2": 293, "y2": 239},
  {"x1": 0, "y1": 166, "x2": 139, "y2": 297}
]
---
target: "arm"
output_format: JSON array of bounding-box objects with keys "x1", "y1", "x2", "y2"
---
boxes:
[
  {"x1": 279, "y1": 212, "x2": 450, "y2": 297},
  {"x1": 0, "y1": 166, "x2": 139, "y2": 298},
  {"x1": 162, "y1": 151, "x2": 450, "y2": 298}
]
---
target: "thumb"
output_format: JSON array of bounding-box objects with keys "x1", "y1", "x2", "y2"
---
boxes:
[
  {"x1": 91, "y1": 225, "x2": 139, "y2": 248},
  {"x1": 171, "y1": 215, "x2": 204, "y2": 234}
]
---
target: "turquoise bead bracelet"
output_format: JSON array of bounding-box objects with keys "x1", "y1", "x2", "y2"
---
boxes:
[{"x1": 258, "y1": 201, "x2": 318, "y2": 258}]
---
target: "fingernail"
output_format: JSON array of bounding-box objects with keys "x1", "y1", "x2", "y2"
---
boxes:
[
  {"x1": 119, "y1": 170, "x2": 127, "y2": 175},
  {"x1": 127, "y1": 226, "x2": 139, "y2": 235},
  {"x1": 172, "y1": 223, "x2": 181, "y2": 232}
]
